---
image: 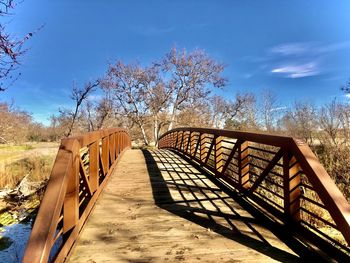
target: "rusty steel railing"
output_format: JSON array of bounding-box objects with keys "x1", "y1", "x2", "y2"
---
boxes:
[
  {"x1": 23, "y1": 128, "x2": 131, "y2": 263},
  {"x1": 158, "y1": 127, "x2": 350, "y2": 258}
]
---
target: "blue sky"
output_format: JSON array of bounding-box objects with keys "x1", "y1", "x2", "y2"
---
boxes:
[{"x1": 1, "y1": 0, "x2": 350, "y2": 125}]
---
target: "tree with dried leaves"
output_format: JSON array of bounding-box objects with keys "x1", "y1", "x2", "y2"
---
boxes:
[
  {"x1": 82, "y1": 95, "x2": 114, "y2": 131},
  {"x1": 101, "y1": 61, "x2": 155, "y2": 145},
  {"x1": 161, "y1": 47, "x2": 226, "y2": 131},
  {"x1": 210, "y1": 94, "x2": 256, "y2": 129},
  {"x1": 319, "y1": 99, "x2": 344, "y2": 146},
  {"x1": 0, "y1": 101, "x2": 32, "y2": 143},
  {"x1": 281, "y1": 102, "x2": 317, "y2": 144}
]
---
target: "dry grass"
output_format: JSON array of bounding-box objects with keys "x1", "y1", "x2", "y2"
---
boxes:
[{"x1": 0, "y1": 142, "x2": 58, "y2": 189}]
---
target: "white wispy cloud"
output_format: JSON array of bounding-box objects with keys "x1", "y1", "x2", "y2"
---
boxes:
[
  {"x1": 271, "y1": 62, "x2": 320, "y2": 78},
  {"x1": 270, "y1": 41, "x2": 350, "y2": 56},
  {"x1": 246, "y1": 40, "x2": 350, "y2": 79},
  {"x1": 270, "y1": 43, "x2": 314, "y2": 55}
]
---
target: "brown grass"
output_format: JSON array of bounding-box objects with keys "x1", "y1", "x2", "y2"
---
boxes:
[
  {"x1": 0, "y1": 142, "x2": 58, "y2": 189},
  {"x1": 0, "y1": 154, "x2": 56, "y2": 188}
]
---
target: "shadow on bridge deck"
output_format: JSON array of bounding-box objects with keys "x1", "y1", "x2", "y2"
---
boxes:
[
  {"x1": 67, "y1": 149, "x2": 326, "y2": 262},
  {"x1": 143, "y1": 149, "x2": 326, "y2": 263}
]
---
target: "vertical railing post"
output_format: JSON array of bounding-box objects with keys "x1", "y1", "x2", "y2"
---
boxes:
[
  {"x1": 89, "y1": 141, "x2": 99, "y2": 192},
  {"x1": 283, "y1": 152, "x2": 301, "y2": 222},
  {"x1": 215, "y1": 136, "x2": 223, "y2": 174},
  {"x1": 63, "y1": 141, "x2": 80, "y2": 233},
  {"x1": 179, "y1": 131, "x2": 184, "y2": 151},
  {"x1": 238, "y1": 141, "x2": 250, "y2": 189},
  {"x1": 200, "y1": 133, "x2": 207, "y2": 163},
  {"x1": 109, "y1": 133, "x2": 115, "y2": 163},
  {"x1": 102, "y1": 136, "x2": 109, "y2": 173},
  {"x1": 182, "y1": 133, "x2": 186, "y2": 152},
  {"x1": 114, "y1": 132, "x2": 118, "y2": 159},
  {"x1": 170, "y1": 132, "x2": 173, "y2": 148},
  {"x1": 175, "y1": 131, "x2": 180, "y2": 150},
  {"x1": 185, "y1": 131, "x2": 191, "y2": 154},
  {"x1": 165, "y1": 134, "x2": 169, "y2": 148},
  {"x1": 172, "y1": 132, "x2": 176, "y2": 148},
  {"x1": 121, "y1": 133, "x2": 124, "y2": 150},
  {"x1": 190, "y1": 132, "x2": 196, "y2": 157}
]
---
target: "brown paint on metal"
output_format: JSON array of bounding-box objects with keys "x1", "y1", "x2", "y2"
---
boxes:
[
  {"x1": 158, "y1": 127, "x2": 350, "y2": 247},
  {"x1": 109, "y1": 133, "x2": 115, "y2": 162},
  {"x1": 290, "y1": 141, "x2": 350, "y2": 244},
  {"x1": 283, "y1": 153, "x2": 301, "y2": 222},
  {"x1": 200, "y1": 133, "x2": 207, "y2": 162},
  {"x1": 63, "y1": 140, "x2": 80, "y2": 233},
  {"x1": 23, "y1": 129, "x2": 131, "y2": 263},
  {"x1": 160, "y1": 127, "x2": 294, "y2": 148},
  {"x1": 23, "y1": 148, "x2": 72, "y2": 263},
  {"x1": 215, "y1": 136, "x2": 223, "y2": 173},
  {"x1": 239, "y1": 141, "x2": 250, "y2": 189},
  {"x1": 55, "y1": 149, "x2": 128, "y2": 263},
  {"x1": 101, "y1": 136, "x2": 109, "y2": 173},
  {"x1": 89, "y1": 142, "x2": 99, "y2": 192}
]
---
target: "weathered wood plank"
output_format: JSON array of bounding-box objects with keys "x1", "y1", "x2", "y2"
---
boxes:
[{"x1": 67, "y1": 149, "x2": 302, "y2": 263}]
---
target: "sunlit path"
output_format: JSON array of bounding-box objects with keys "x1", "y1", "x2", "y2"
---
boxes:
[{"x1": 67, "y1": 149, "x2": 314, "y2": 262}]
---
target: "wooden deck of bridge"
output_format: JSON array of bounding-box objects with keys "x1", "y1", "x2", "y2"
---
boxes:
[{"x1": 66, "y1": 149, "x2": 321, "y2": 263}]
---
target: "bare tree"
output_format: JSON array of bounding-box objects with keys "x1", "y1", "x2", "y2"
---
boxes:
[
  {"x1": 64, "y1": 80, "x2": 99, "y2": 137},
  {"x1": 141, "y1": 66, "x2": 171, "y2": 143},
  {"x1": 161, "y1": 47, "x2": 226, "y2": 131},
  {"x1": 82, "y1": 95, "x2": 114, "y2": 131},
  {"x1": 0, "y1": 0, "x2": 35, "y2": 91},
  {"x1": 281, "y1": 102, "x2": 317, "y2": 144},
  {"x1": 101, "y1": 61, "x2": 152, "y2": 145},
  {"x1": 95, "y1": 96, "x2": 114, "y2": 129},
  {"x1": 0, "y1": 101, "x2": 32, "y2": 143},
  {"x1": 260, "y1": 89, "x2": 280, "y2": 132},
  {"x1": 210, "y1": 93, "x2": 256, "y2": 130},
  {"x1": 176, "y1": 99, "x2": 212, "y2": 128},
  {"x1": 319, "y1": 99, "x2": 343, "y2": 146}
]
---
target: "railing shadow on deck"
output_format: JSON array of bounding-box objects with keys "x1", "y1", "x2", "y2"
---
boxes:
[
  {"x1": 142, "y1": 149, "x2": 327, "y2": 263},
  {"x1": 158, "y1": 127, "x2": 350, "y2": 262}
]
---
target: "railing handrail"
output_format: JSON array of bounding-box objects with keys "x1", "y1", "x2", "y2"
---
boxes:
[
  {"x1": 158, "y1": 127, "x2": 350, "y2": 258},
  {"x1": 160, "y1": 127, "x2": 295, "y2": 147},
  {"x1": 23, "y1": 128, "x2": 131, "y2": 263}
]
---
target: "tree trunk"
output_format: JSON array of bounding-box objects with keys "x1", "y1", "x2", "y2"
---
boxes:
[
  {"x1": 66, "y1": 106, "x2": 79, "y2": 137},
  {"x1": 140, "y1": 124, "x2": 149, "y2": 145},
  {"x1": 168, "y1": 103, "x2": 177, "y2": 131},
  {"x1": 154, "y1": 117, "x2": 164, "y2": 147},
  {"x1": 154, "y1": 117, "x2": 159, "y2": 146}
]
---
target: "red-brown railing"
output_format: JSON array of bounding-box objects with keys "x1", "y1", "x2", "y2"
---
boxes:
[
  {"x1": 158, "y1": 127, "x2": 350, "y2": 258},
  {"x1": 23, "y1": 128, "x2": 131, "y2": 263}
]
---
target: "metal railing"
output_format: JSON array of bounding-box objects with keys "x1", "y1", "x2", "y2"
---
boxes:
[
  {"x1": 158, "y1": 127, "x2": 350, "y2": 258},
  {"x1": 23, "y1": 128, "x2": 131, "y2": 263}
]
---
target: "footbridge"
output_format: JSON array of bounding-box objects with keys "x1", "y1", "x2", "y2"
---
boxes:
[{"x1": 23, "y1": 128, "x2": 350, "y2": 262}]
